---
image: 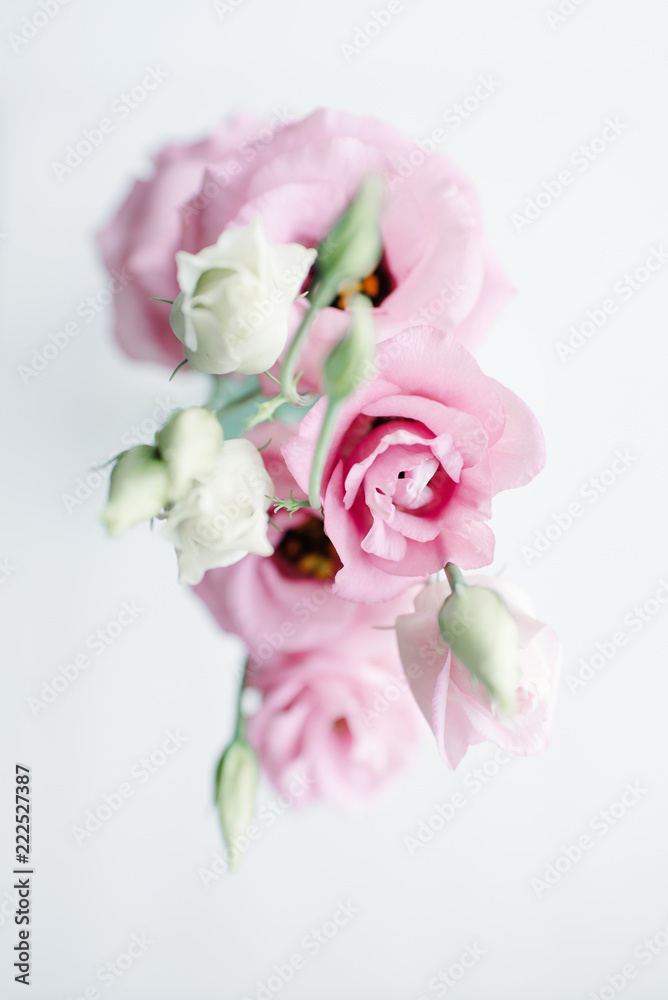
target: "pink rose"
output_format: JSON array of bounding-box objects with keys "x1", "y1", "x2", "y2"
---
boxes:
[
  {"x1": 97, "y1": 115, "x2": 260, "y2": 366},
  {"x1": 99, "y1": 108, "x2": 511, "y2": 372},
  {"x1": 194, "y1": 421, "x2": 417, "y2": 658},
  {"x1": 284, "y1": 325, "x2": 545, "y2": 603},
  {"x1": 194, "y1": 505, "x2": 356, "y2": 659},
  {"x1": 395, "y1": 576, "x2": 561, "y2": 768},
  {"x1": 247, "y1": 624, "x2": 422, "y2": 807}
]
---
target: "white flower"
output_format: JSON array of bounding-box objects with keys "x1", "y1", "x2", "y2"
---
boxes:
[
  {"x1": 155, "y1": 407, "x2": 223, "y2": 500},
  {"x1": 163, "y1": 437, "x2": 274, "y2": 585},
  {"x1": 169, "y1": 218, "x2": 316, "y2": 375},
  {"x1": 101, "y1": 446, "x2": 170, "y2": 537}
]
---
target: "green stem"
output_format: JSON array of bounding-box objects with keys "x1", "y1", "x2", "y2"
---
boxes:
[
  {"x1": 444, "y1": 562, "x2": 467, "y2": 593},
  {"x1": 280, "y1": 282, "x2": 335, "y2": 404},
  {"x1": 215, "y1": 390, "x2": 263, "y2": 420},
  {"x1": 214, "y1": 656, "x2": 250, "y2": 802},
  {"x1": 308, "y1": 399, "x2": 341, "y2": 509},
  {"x1": 234, "y1": 657, "x2": 249, "y2": 741}
]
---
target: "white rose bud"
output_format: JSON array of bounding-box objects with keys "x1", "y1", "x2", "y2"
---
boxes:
[
  {"x1": 169, "y1": 217, "x2": 316, "y2": 376},
  {"x1": 101, "y1": 445, "x2": 170, "y2": 537},
  {"x1": 163, "y1": 437, "x2": 274, "y2": 585},
  {"x1": 438, "y1": 564, "x2": 521, "y2": 716},
  {"x1": 155, "y1": 407, "x2": 223, "y2": 501},
  {"x1": 215, "y1": 737, "x2": 258, "y2": 873}
]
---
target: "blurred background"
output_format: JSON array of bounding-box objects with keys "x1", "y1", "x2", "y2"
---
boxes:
[{"x1": 2, "y1": 0, "x2": 668, "y2": 997}]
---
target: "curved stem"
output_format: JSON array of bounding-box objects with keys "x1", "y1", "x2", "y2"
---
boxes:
[
  {"x1": 308, "y1": 400, "x2": 341, "y2": 509},
  {"x1": 444, "y1": 562, "x2": 467, "y2": 593},
  {"x1": 234, "y1": 657, "x2": 250, "y2": 741},
  {"x1": 280, "y1": 283, "x2": 335, "y2": 404}
]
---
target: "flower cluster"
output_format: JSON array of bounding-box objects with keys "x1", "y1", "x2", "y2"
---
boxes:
[{"x1": 98, "y1": 109, "x2": 561, "y2": 862}]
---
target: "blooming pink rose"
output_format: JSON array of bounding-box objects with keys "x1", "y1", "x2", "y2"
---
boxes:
[
  {"x1": 194, "y1": 421, "x2": 416, "y2": 658},
  {"x1": 194, "y1": 505, "x2": 355, "y2": 659},
  {"x1": 99, "y1": 108, "x2": 511, "y2": 373},
  {"x1": 284, "y1": 325, "x2": 545, "y2": 603},
  {"x1": 247, "y1": 624, "x2": 422, "y2": 807},
  {"x1": 395, "y1": 576, "x2": 561, "y2": 768},
  {"x1": 97, "y1": 115, "x2": 260, "y2": 366}
]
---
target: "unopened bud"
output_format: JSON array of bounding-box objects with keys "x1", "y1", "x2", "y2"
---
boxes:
[
  {"x1": 155, "y1": 406, "x2": 223, "y2": 500},
  {"x1": 438, "y1": 564, "x2": 520, "y2": 715},
  {"x1": 323, "y1": 294, "x2": 375, "y2": 402},
  {"x1": 215, "y1": 738, "x2": 258, "y2": 872},
  {"x1": 316, "y1": 174, "x2": 383, "y2": 291},
  {"x1": 101, "y1": 445, "x2": 169, "y2": 537}
]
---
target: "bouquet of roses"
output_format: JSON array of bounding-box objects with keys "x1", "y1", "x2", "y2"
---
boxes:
[{"x1": 97, "y1": 109, "x2": 560, "y2": 868}]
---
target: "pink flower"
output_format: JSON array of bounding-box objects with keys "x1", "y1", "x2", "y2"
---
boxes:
[
  {"x1": 395, "y1": 576, "x2": 561, "y2": 768},
  {"x1": 284, "y1": 325, "x2": 545, "y2": 603},
  {"x1": 192, "y1": 421, "x2": 350, "y2": 655},
  {"x1": 194, "y1": 422, "x2": 418, "y2": 659},
  {"x1": 99, "y1": 109, "x2": 511, "y2": 372},
  {"x1": 247, "y1": 624, "x2": 422, "y2": 807},
  {"x1": 194, "y1": 505, "x2": 356, "y2": 659}
]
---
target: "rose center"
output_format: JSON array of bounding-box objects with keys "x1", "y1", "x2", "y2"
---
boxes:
[
  {"x1": 334, "y1": 253, "x2": 395, "y2": 310},
  {"x1": 331, "y1": 716, "x2": 353, "y2": 749},
  {"x1": 273, "y1": 516, "x2": 342, "y2": 581}
]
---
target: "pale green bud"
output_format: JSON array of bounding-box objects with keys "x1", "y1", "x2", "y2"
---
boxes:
[
  {"x1": 215, "y1": 738, "x2": 258, "y2": 872},
  {"x1": 438, "y1": 565, "x2": 520, "y2": 716},
  {"x1": 155, "y1": 406, "x2": 223, "y2": 500},
  {"x1": 316, "y1": 174, "x2": 383, "y2": 291},
  {"x1": 101, "y1": 446, "x2": 170, "y2": 537},
  {"x1": 323, "y1": 294, "x2": 375, "y2": 403}
]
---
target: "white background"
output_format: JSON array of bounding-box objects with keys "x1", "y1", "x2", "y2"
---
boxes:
[{"x1": 2, "y1": 0, "x2": 668, "y2": 997}]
